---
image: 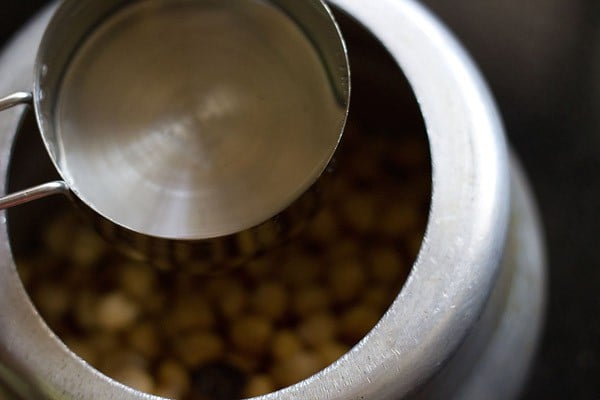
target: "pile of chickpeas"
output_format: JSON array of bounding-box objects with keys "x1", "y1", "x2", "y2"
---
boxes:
[{"x1": 15, "y1": 122, "x2": 430, "y2": 399}]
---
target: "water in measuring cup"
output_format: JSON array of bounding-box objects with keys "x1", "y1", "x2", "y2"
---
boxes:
[{"x1": 55, "y1": 0, "x2": 346, "y2": 239}]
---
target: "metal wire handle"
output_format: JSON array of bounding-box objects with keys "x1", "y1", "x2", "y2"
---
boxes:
[{"x1": 0, "y1": 92, "x2": 70, "y2": 210}]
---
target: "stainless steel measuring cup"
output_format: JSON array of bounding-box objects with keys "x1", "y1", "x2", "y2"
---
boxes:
[{"x1": 0, "y1": 0, "x2": 350, "y2": 270}]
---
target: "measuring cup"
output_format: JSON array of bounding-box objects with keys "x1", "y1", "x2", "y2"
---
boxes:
[{"x1": 0, "y1": 0, "x2": 350, "y2": 270}]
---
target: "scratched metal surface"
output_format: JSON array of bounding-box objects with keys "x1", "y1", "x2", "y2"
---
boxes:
[
  {"x1": 419, "y1": 1, "x2": 600, "y2": 398},
  {"x1": 0, "y1": 0, "x2": 583, "y2": 399}
]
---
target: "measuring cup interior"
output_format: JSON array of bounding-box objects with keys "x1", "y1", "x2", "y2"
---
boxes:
[{"x1": 34, "y1": 0, "x2": 349, "y2": 240}]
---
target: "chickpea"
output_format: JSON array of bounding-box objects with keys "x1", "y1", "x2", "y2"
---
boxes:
[
  {"x1": 95, "y1": 292, "x2": 139, "y2": 332},
  {"x1": 230, "y1": 314, "x2": 274, "y2": 356},
  {"x1": 156, "y1": 359, "x2": 190, "y2": 396},
  {"x1": 251, "y1": 281, "x2": 288, "y2": 321},
  {"x1": 244, "y1": 374, "x2": 275, "y2": 398},
  {"x1": 297, "y1": 313, "x2": 337, "y2": 348},
  {"x1": 271, "y1": 351, "x2": 322, "y2": 388},
  {"x1": 174, "y1": 331, "x2": 225, "y2": 367},
  {"x1": 271, "y1": 330, "x2": 303, "y2": 361}
]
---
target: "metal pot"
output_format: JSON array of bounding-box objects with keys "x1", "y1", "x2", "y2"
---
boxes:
[{"x1": 0, "y1": 0, "x2": 546, "y2": 399}]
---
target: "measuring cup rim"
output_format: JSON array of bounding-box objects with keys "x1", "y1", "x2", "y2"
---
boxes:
[{"x1": 28, "y1": 0, "x2": 351, "y2": 241}]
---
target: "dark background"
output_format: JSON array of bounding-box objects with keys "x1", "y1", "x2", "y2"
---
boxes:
[{"x1": 1, "y1": 1, "x2": 598, "y2": 399}]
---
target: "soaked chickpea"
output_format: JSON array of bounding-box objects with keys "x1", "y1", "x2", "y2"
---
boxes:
[
  {"x1": 175, "y1": 331, "x2": 225, "y2": 367},
  {"x1": 297, "y1": 313, "x2": 337, "y2": 348},
  {"x1": 95, "y1": 292, "x2": 140, "y2": 332},
  {"x1": 230, "y1": 315, "x2": 274, "y2": 356},
  {"x1": 251, "y1": 281, "x2": 288, "y2": 321},
  {"x1": 243, "y1": 375, "x2": 275, "y2": 398},
  {"x1": 156, "y1": 359, "x2": 191, "y2": 396},
  {"x1": 270, "y1": 351, "x2": 322, "y2": 388},
  {"x1": 271, "y1": 330, "x2": 303, "y2": 361},
  {"x1": 14, "y1": 122, "x2": 430, "y2": 399}
]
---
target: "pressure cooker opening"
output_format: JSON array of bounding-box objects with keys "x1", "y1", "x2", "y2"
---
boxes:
[{"x1": 6, "y1": 8, "x2": 431, "y2": 400}]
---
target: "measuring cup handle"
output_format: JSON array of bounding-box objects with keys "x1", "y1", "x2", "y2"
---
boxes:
[
  {"x1": 0, "y1": 92, "x2": 70, "y2": 210},
  {"x1": 0, "y1": 181, "x2": 70, "y2": 210},
  {"x1": 0, "y1": 92, "x2": 33, "y2": 112}
]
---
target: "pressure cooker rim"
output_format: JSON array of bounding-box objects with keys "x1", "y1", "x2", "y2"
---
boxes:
[{"x1": 0, "y1": 0, "x2": 510, "y2": 399}]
